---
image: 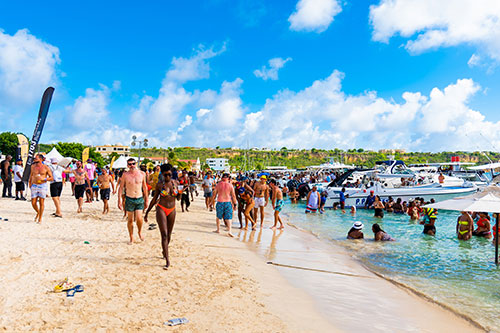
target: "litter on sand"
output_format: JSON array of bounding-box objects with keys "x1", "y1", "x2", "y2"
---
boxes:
[
  {"x1": 164, "y1": 318, "x2": 189, "y2": 326},
  {"x1": 84, "y1": 241, "x2": 90, "y2": 244}
]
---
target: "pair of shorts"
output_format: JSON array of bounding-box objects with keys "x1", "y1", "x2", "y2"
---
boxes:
[
  {"x1": 31, "y1": 183, "x2": 48, "y2": 198},
  {"x1": 15, "y1": 181, "x2": 25, "y2": 192},
  {"x1": 305, "y1": 205, "x2": 317, "y2": 213},
  {"x1": 50, "y1": 182, "x2": 63, "y2": 197},
  {"x1": 75, "y1": 184, "x2": 86, "y2": 199},
  {"x1": 254, "y1": 197, "x2": 266, "y2": 208},
  {"x1": 216, "y1": 201, "x2": 233, "y2": 220},
  {"x1": 423, "y1": 225, "x2": 436, "y2": 234},
  {"x1": 204, "y1": 191, "x2": 213, "y2": 198},
  {"x1": 100, "y1": 188, "x2": 111, "y2": 200},
  {"x1": 125, "y1": 196, "x2": 144, "y2": 212},
  {"x1": 275, "y1": 199, "x2": 284, "y2": 212},
  {"x1": 189, "y1": 184, "x2": 197, "y2": 192}
]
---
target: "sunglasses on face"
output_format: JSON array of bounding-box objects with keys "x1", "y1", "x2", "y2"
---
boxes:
[{"x1": 128, "y1": 162, "x2": 136, "y2": 166}]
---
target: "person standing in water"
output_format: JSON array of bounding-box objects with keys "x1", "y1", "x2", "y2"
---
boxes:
[
  {"x1": 253, "y1": 175, "x2": 269, "y2": 227},
  {"x1": 145, "y1": 164, "x2": 180, "y2": 270},
  {"x1": 472, "y1": 212, "x2": 492, "y2": 238},
  {"x1": 28, "y1": 154, "x2": 53, "y2": 223},
  {"x1": 269, "y1": 179, "x2": 284, "y2": 230},
  {"x1": 457, "y1": 211, "x2": 474, "y2": 240},
  {"x1": 373, "y1": 196, "x2": 385, "y2": 218},
  {"x1": 422, "y1": 201, "x2": 438, "y2": 236},
  {"x1": 305, "y1": 186, "x2": 320, "y2": 213}
]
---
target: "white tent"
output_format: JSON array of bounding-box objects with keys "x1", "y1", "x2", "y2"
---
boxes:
[
  {"x1": 45, "y1": 147, "x2": 64, "y2": 162},
  {"x1": 112, "y1": 156, "x2": 138, "y2": 169},
  {"x1": 424, "y1": 185, "x2": 500, "y2": 264}
]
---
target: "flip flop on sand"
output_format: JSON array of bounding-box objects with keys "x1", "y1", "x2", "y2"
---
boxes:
[{"x1": 54, "y1": 278, "x2": 75, "y2": 293}]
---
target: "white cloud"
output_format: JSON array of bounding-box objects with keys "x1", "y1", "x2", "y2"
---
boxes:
[
  {"x1": 288, "y1": 0, "x2": 342, "y2": 33},
  {"x1": 69, "y1": 82, "x2": 118, "y2": 128},
  {"x1": 370, "y1": 0, "x2": 500, "y2": 63},
  {"x1": 130, "y1": 45, "x2": 226, "y2": 130},
  {"x1": 0, "y1": 29, "x2": 60, "y2": 109},
  {"x1": 254, "y1": 57, "x2": 292, "y2": 80}
]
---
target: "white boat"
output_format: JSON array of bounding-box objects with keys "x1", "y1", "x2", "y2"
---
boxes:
[{"x1": 324, "y1": 181, "x2": 479, "y2": 208}]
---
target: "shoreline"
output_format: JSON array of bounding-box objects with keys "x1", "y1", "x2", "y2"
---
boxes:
[{"x1": 235, "y1": 209, "x2": 483, "y2": 332}]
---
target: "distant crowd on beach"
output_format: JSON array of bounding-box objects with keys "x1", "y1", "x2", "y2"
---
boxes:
[{"x1": 1, "y1": 155, "x2": 497, "y2": 270}]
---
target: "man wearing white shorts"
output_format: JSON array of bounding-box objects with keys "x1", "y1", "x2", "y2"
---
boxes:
[
  {"x1": 252, "y1": 175, "x2": 269, "y2": 228},
  {"x1": 28, "y1": 154, "x2": 53, "y2": 223}
]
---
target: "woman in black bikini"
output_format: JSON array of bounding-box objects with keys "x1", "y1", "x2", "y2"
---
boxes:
[{"x1": 145, "y1": 164, "x2": 180, "y2": 270}]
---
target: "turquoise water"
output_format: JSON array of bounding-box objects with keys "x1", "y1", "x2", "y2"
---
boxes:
[{"x1": 284, "y1": 201, "x2": 500, "y2": 330}]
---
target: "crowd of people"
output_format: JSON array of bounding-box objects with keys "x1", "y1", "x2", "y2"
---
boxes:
[{"x1": 2, "y1": 153, "x2": 498, "y2": 269}]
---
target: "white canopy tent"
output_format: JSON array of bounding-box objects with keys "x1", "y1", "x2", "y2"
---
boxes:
[
  {"x1": 424, "y1": 186, "x2": 500, "y2": 265},
  {"x1": 45, "y1": 147, "x2": 64, "y2": 162},
  {"x1": 112, "y1": 156, "x2": 138, "y2": 169}
]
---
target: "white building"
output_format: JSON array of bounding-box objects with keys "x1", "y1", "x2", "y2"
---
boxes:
[
  {"x1": 95, "y1": 145, "x2": 130, "y2": 157},
  {"x1": 206, "y1": 158, "x2": 229, "y2": 171}
]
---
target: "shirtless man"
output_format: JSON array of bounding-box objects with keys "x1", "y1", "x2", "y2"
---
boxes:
[
  {"x1": 269, "y1": 179, "x2": 284, "y2": 230},
  {"x1": 253, "y1": 175, "x2": 269, "y2": 228},
  {"x1": 212, "y1": 173, "x2": 237, "y2": 237},
  {"x1": 28, "y1": 154, "x2": 53, "y2": 223},
  {"x1": 188, "y1": 171, "x2": 198, "y2": 201},
  {"x1": 118, "y1": 158, "x2": 148, "y2": 244},
  {"x1": 97, "y1": 168, "x2": 115, "y2": 214},
  {"x1": 73, "y1": 161, "x2": 91, "y2": 213}
]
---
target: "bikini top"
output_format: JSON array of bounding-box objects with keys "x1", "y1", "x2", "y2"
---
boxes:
[
  {"x1": 477, "y1": 217, "x2": 489, "y2": 228},
  {"x1": 160, "y1": 181, "x2": 178, "y2": 197}
]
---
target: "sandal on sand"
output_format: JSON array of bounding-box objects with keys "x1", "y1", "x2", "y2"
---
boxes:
[
  {"x1": 165, "y1": 318, "x2": 188, "y2": 326},
  {"x1": 54, "y1": 278, "x2": 75, "y2": 293}
]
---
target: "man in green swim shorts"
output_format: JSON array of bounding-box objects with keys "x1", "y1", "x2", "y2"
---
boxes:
[{"x1": 118, "y1": 158, "x2": 148, "y2": 244}]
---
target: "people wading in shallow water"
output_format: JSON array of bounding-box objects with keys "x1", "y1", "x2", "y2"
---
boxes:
[
  {"x1": 145, "y1": 164, "x2": 180, "y2": 270},
  {"x1": 457, "y1": 211, "x2": 474, "y2": 240}
]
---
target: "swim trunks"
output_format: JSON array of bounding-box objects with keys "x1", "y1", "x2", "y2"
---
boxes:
[
  {"x1": 74, "y1": 184, "x2": 86, "y2": 199},
  {"x1": 31, "y1": 183, "x2": 48, "y2": 198},
  {"x1": 216, "y1": 201, "x2": 233, "y2": 220},
  {"x1": 100, "y1": 188, "x2": 111, "y2": 200},
  {"x1": 50, "y1": 182, "x2": 63, "y2": 197},
  {"x1": 423, "y1": 225, "x2": 436, "y2": 234},
  {"x1": 305, "y1": 206, "x2": 317, "y2": 213},
  {"x1": 275, "y1": 199, "x2": 284, "y2": 212},
  {"x1": 254, "y1": 197, "x2": 266, "y2": 208},
  {"x1": 15, "y1": 181, "x2": 25, "y2": 192},
  {"x1": 125, "y1": 196, "x2": 144, "y2": 212}
]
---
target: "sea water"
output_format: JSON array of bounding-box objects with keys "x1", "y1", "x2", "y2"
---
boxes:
[{"x1": 283, "y1": 202, "x2": 500, "y2": 330}]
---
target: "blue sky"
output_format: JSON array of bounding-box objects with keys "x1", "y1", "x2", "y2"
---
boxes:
[{"x1": 1, "y1": 0, "x2": 500, "y2": 151}]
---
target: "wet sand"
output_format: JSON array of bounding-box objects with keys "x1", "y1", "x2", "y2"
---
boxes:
[{"x1": 0, "y1": 186, "x2": 333, "y2": 332}]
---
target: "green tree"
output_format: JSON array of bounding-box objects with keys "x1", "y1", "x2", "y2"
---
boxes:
[
  {"x1": 51, "y1": 142, "x2": 105, "y2": 167},
  {"x1": 0, "y1": 132, "x2": 19, "y2": 157}
]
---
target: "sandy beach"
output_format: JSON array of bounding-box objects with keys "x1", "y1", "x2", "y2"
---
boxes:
[{"x1": 0, "y1": 185, "x2": 484, "y2": 332}]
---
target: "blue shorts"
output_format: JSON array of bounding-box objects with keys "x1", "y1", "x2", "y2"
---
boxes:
[
  {"x1": 275, "y1": 199, "x2": 284, "y2": 212},
  {"x1": 204, "y1": 191, "x2": 213, "y2": 198},
  {"x1": 216, "y1": 201, "x2": 233, "y2": 220}
]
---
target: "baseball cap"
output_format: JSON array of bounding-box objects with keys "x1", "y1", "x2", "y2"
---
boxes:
[{"x1": 87, "y1": 158, "x2": 92, "y2": 162}]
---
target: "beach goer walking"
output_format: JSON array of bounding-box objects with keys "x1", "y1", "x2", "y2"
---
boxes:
[
  {"x1": 305, "y1": 186, "x2": 320, "y2": 213},
  {"x1": 269, "y1": 179, "x2": 284, "y2": 230},
  {"x1": 253, "y1": 175, "x2": 269, "y2": 227},
  {"x1": 472, "y1": 212, "x2": 491, "y2": 238},
  {"x1": 179, "y1": 171, "x2": 190, "y2": 212},
  {"x1": 372, "y1": 223, "x2": 395, "y2": 241},
  {"x1": 212, "y1": 173, "x2": 237, "y2": 237},
  {"x1": 374, "y1": 196, "x2": 384, "y2": 218},
  {"x1": 48, "y1": 158, "x2": 65, "y2": 218},
  {"x1": 118, "y1": 158, "x2": 148, "y2": 244},
  {"x1": 457, "y1": 211, "x2": 474, "y2": 240},
  {"x1": 145, "y1": 164, "x2": 180, "y2": 269},
  {"x1": 84, "y1": 159, "x2": 96, "y2": 202},
  {"x1": 13, "y1": 159, "x2": 26, "y2": 200},
  {"x1": 28, "y1": 154, "x2": 53, "y2": 223},
  {"x1": 202, "y1": 171, "x2": 214, "y2": 211},
  {"x1": 347, "y1": 221, "x2": 364, "y2": 239},
  {"x1": 188, "y1": 171, "x2": 198, "y2": 201},
  {"x1": 240, "y1": 189, "x2": 256, "y2": 230},
  {"x1": 97, "y1": 168, "x2": 115, "y2": 214},
  {"x1": 1, "y1": 155, "x2": 13, "y2": 198},
  {"x1": 73, "y1": 161, "x2": 90, "y2": 213}
]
